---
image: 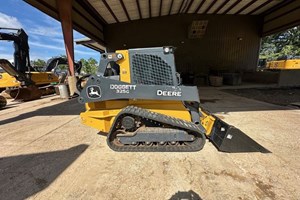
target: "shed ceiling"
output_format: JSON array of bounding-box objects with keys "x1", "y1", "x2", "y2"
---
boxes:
[
  {"x1": 24, "y1": 0, "x2": 298, "y2": 44},
  {"x1": 87, "y1": 0, "x2": 283, "y2": 24}
]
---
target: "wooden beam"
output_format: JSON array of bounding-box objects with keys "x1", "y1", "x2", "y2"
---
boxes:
[
  {"x1": 185, "y1": 0, "x2": 194, "y2": 13},
  {"x1": 204, "y1": 0, "x2": 217, "y2": 14},
  {"x1": 26, "y1": 0, "x2": 58, "y2": 18},
  {"x1": 119, "y1": 0, "x2": 131, "y2": 21},
  {"x1": 26, "y1": 0, "x2": 105, "y2": 45},
  {"x1": 168, "y1": 0, "x2": 174, "y2": 15},
  {"x1": 136, "y1": 0, "x2": 142, "y2": 19},
  {"x1": 102, "y1": 0, "x2": 119, "y2": 23},
  {"x1": 235, "y1": 0, "x2": 257, "y2": 15},
  {"x1": 72, "y1": 6, "x2": 103, "y2": 33},
  {"x1": 247, "y1": 0, "x2": 273, "y2": 15},
  {"x1": 181, "y1": 0, "x2": 190, "y2": 13},
  {"x1": 79, "y1": 0, "x2": 107, "y2": 25},
  {"x1": 222, "y1": 0, "x2": 242, "y2": 14},
  {"x1": 262, "y1": 0, "x2": 295, "y2": 16},
  {"x1": 213, "y1": 0, "x2": 230, "y2": 14},
  {"x1": 178, "y1": 0, "x2": 185, "y2": 14},
  {"x1": 149, "y1": 0, "x2": 152, "y2": 18},
  {"x1": 264, "y1": 5, "x2": 300, "y2": 23},
  {"x1": 159, "y1": 0, "x2": 163, "y2": 16},
  {"x1": 82, "y1": 44, "x2": 104, "y2": 53},
  {"x1": 194, "y1": 0, "x2": 206, "y2": 14},
  {"x1": 73, "y1": 21, "x2": 105, "y2": 45},
  {"x1": 263, "y1": 19, "x2": 300, "y2": 36}
]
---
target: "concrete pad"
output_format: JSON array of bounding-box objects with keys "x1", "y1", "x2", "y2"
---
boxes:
[{"x1": 0, "y1": 91, "x2": 299, "y2": 200}]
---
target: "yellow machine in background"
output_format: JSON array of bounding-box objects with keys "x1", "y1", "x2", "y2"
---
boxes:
[
  {"x1": 0, "y1": 71, "x2": 58, "y2": 88},
  {"x1": 0, "y1": 72, "x2": 19, "y2": 88},
  {"x1": 0, "y1": 60, "x2": 59, "y2": 101},
  {"x1": 266, "y1": 57, "x2": 300, "y2": 70},
  {"x1": 77, "y1": 47, "x2": 269, "y2": 153},
  {"x1": 0, "y1": 28, "x2": 66, "y2": 101}
]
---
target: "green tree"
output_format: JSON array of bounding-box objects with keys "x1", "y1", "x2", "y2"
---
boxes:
[
  {"x1": 32, "y1": 59, "x2": 46, "y2": 67},
  {"x1": 56, "y1": 64, "x2": 68, "y2": 71},
  {"x1": 55, "y1": 55, "x2": 67, "y2": 71},
  {"x1": 80, "y1": 58, "x2": 98, "y2": 74},
  {"x1": 260, "y1": 26, "x2": 300, "y2": 60}
]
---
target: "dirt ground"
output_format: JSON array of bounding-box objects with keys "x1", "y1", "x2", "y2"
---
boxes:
[
  {"x1": 0, "y1": 89, "x2": 300, "y2": 200},
  {"x1": 222, "y1": 87, "x2": 300, "y2": 106}
]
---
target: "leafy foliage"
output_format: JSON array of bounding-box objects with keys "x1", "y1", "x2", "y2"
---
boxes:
[
  {"x1": 32, "y1": 59, "x2": 46, "y2": 67},
  {"x1": 260, "y1": 26, "x2": 300, "y2": 60},
  {"x1": 80, "y1": 58, "x2": 98, "y2": 74},
  {"x1": 56, "y1": 64, "x2": 68, "y2": 71}
]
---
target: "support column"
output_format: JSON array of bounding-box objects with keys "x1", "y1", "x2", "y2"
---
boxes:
[{"x1": 56, "y1": 0, "x2": 77, "y2": 96}]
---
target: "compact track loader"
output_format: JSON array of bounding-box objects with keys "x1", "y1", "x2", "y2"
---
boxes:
[{"x1": 78, "y1": 47, "x2": 269, "y2": 153}]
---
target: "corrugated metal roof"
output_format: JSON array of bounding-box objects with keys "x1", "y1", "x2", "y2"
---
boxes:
[
  {"x1": 88, "y1": 0, "x2": 283, "y2": 24},
  {"x1": 23, "y1": 0, "x2": 298, "y2": 43}
]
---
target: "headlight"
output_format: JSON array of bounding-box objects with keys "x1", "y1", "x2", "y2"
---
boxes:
[{"x1": 164, "y1": 47, "x2": 170, "y2": 53}]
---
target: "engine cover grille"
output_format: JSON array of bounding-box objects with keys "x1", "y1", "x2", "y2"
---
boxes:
[{"x1": 131, "y1": 54, "x2": 174, "y2": 85}]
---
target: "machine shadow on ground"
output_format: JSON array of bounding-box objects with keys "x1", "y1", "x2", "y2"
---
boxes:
[
  {"x1": 169, "y1": 190, "x2": 202, "y2": 200},
  {"x1": 0, "y1": 98, "x2": 84, "y2": 126},
  {"x1": 0, "y1": 144, "x2": 88, "y2": 200},
  {"x1": 0, "y1": 105, "x2": 18, "y2": 110}
]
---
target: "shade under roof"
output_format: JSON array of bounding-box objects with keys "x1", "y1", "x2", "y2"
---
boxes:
[
  {"x1": 88, "y1": 0, "x2": 284, "y2": 24},
  {"x1": 24, "y1": 0, "x2": 299, "y2": 43}
]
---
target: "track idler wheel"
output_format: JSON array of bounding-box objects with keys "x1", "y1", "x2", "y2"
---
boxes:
[{"x1": 7, "y1": 85, "x2": 42, "y2": 101}]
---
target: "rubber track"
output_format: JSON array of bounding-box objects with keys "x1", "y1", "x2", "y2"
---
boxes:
[{"x1": 107, "y1": 106, "x2": 206, "y2": 152}]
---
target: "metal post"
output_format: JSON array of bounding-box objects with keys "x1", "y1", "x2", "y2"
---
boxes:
[{"x1": 56, "y1": 0, "x2": 77, "y2": 96}]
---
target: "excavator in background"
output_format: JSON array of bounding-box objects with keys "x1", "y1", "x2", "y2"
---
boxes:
[
  {"x1": 0, "y1": 28, "x2": 81, "y2": 101},
  {"x1": 77, "y1": 47, "x2": 270, "y2": 153},
  {"x1": 0, "y1": 27, "x2": 58, "y2": 101}
]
